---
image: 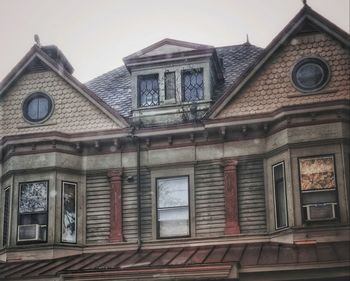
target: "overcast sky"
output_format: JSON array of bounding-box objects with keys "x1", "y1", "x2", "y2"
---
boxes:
[{"x1": 0, "y1": 0, "x2": 348, "y2": 83}]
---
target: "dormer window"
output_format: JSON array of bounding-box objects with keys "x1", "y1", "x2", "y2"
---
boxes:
[
  {"x1": 138, "y1": 74, "x2": 159, "y2": 107},
  {"x1": 182, "y1": 69, "x2": 204, "y2": 102}
]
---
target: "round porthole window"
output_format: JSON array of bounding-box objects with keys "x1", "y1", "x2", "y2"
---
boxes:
[
  {"x1": 23, "y1": 92, "x2": 53, "y2": 123},
  {"x1": 291, "y1": 57, "x2": 330, "y2": 92}
]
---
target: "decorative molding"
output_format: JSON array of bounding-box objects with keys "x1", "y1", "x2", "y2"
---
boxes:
[
  {"x1": 108, "y1": 169, "x2": 123, "y2": 242},
  {"x1": 224, "y1": 160, "x2": 240, "y2": 235}
]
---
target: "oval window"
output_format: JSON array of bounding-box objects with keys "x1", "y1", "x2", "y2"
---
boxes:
[
  {"x1": 23, "y1": 92, "x2": 53, "y2": 123},
  {"x1": 291, "y1": 57, "x2": 330, "y2": 92}
]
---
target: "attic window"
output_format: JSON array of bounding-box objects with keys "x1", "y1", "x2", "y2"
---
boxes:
[
  {"x1": 291, "y1": 57, "x2": 330, "y2": 92},
  {"x1": 23, "y1": 92, "x2": 53, "y2": 123},
  {"x1": 182, "y1": 69, "x2": 204, "y2": 102},
  {"x1": 138, "y1": 74, "x2": 159, "y2": 107}
]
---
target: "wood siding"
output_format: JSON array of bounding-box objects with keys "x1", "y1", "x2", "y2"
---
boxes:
[
  {"x1": 237, "y1": 159, "x2": 267, "y2": 233},
  {"x1": 86, "y1": 174, "x2": 111, "y2": 243},
  {"x1": 195, "y1": 161, "x2": 226, "y2": 236},
  {"x1": 121, "y1": 168, "x2": 152, "y2": 242}
]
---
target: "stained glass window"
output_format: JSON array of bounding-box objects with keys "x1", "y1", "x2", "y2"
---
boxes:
[
  {"x1": 182, "y1": 69, "x2": 204, "y2": 102},
  {"x1": 138, "y1": 74, "x2": 159, "y2": 107}
]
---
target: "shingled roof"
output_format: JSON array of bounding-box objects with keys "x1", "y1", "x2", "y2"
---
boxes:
[{"x1": 85, "y1": 43, "x2": 263, "y2": 118}]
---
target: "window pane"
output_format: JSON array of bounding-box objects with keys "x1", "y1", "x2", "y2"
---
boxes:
[
  {"x1": 138, "y1": 75, "x2": 159, "y2": 107},
  {"x1": 19, "y1": 182, "x2": 48, "y2": 213},
  {"x1": 37, "y1": 97, "x2": 49, "y2": 119},
  {"x1": 157, "y1": 177, "x2": 188, "y2": 208},
  {"x1": 158, "y1": 207, "x2": 189, "y2": 237},
  {"x1": 62, "y1": 183, "x2": 76, "y2": 243},
  {"x1": 182, "y1": 69, "x2": 204, "y2": 102},
  {"x1": 165, "y1": 72, "x2": 176, "y2": 100},
  {"x1": 3, "y1": 188, "x2": 10, "y2": 246},
  {"x1": 273, "y1": 163, "x2": 288, "y2": 229},
  {"x1": 27, "y1": 98, "x2": 39, "y2": 120}
]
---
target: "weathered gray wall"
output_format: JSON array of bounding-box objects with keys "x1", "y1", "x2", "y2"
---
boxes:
[
  {"x1": 237, "y1": 159, "x2": 267, "y2": 233},
  {"x1": 195, "y1": 161, "x2": 225, "y2": 237},
  {"x1": 86, "y1": 174, "x2": 111, "y2": 244}
]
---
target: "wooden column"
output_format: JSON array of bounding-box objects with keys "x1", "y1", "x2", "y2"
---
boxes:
[
  {"x1": 224, "y1": 160, "x2": 240, "y2": 235},
  {"x1": 108, "y1": 169, "x2": 123, "y2": 242}
]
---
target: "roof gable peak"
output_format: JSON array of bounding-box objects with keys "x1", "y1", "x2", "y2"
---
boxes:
[{"x1": 123, "y1": 38, "x2": 215, "y2": 61}]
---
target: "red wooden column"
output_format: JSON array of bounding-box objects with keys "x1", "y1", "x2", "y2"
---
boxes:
[
  {"x1": 108, "y1": 169, "x2": 123, "y2": 242},
  {"x1": 224, "y1": 160, "x2": 240, "y2": 235}
]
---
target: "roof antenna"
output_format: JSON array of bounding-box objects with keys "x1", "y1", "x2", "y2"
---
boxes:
[
  {"x1": 34, "y1": 34, "x2": 41, "y2": 47},
  {"x1": 246, "y1": 34, "x2": 250, "y2": 45}
]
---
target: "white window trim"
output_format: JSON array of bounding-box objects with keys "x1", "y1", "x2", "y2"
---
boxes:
[
  {"x1": 151, "y1": 166, "x2": 195, "y2": 240},
  {"x1": 272, "y1": 162, "x2": 289, "y2": 230}
]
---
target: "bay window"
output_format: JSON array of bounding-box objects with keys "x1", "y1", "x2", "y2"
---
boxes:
[{"x1": 18, "y1": 181, "x2": 48, "y2": 243}]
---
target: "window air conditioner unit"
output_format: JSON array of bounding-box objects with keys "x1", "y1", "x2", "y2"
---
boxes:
[
  {"x1": 18, "y1": 224, "x2": 45, "y2": 242},
  {"x1": 304, "y1": 203, "x2": 336, "y2": 221}
]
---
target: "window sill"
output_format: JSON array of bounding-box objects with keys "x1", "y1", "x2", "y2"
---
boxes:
[
  {"x1": 287, "y1": 88, "x2": 338, "y2": 98},
  {"x1": 18, "y1": 122, "x2": 57, "y2": 129}
]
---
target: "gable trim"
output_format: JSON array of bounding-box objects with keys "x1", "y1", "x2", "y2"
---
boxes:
[
  {"x1": 0, "y1": 45, "x2": 129, "y2": 128},
  {"x1": 123, "y1": 38, "x2": 215, "y2": 61},
  {"x1": 207, "y1": 5, "x2": 350, "y2": 119}
]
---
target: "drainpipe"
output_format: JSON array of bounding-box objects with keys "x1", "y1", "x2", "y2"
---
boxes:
[{"x1": 136, "y1": 137, "x2": 142, "y2": 251}]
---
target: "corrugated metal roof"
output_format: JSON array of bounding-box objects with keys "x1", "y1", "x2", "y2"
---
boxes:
[{"x1": 1, "y1": 241, "x2": 348, "y2": 280}]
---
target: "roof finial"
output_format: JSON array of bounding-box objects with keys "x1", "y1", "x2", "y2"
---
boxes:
[
  {"x1": 302, "y1": 0, "x2": 307, "y2": 5},
  {"x1": 34, "y1": 34, "x2": 41, "y2": 47},
  {"x1": 246, "y1": 34, "x2": 250, "y2": 45}
]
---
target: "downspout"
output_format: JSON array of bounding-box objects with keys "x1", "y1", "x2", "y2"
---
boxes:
[{"x1": 136, "y1": 137, "x2": 142, "y2": 251}]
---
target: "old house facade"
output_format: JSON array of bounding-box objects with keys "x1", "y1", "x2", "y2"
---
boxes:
[{"x1": 0, "y1": 4, "x2": 349, "y2": 281}]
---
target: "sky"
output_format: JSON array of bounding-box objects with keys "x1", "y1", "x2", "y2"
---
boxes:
[{"x1": 0, "y1": 0, "x2": 349, "y2": 83}]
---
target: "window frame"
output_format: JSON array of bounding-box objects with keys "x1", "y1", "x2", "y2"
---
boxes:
[
  {"x1": 297, "y1": 154, "x2": 340, "y2": 223},
  {"x1": 137, "y1": 74, "x2": 160, "y2": 107},
  {"x1": 272, "y1": 162, "x2": 288, "y2": 230},
  {"x1": 181, "y1": 68, "x2": 204, "y2": 102},
  {"x1": 290, "y1": 56, "x2": 330, "y2": 93},
  {"x1": 61, "y1": 181, "x2": 78, "y2": 244},
  {"x1": 22, "y1": 92, "x2": 54, "y2": 124},
  {"x1": 155, "y1": 175, "x2": 191, "y2": 239},
  {"x1": 3, "y1": 187, "x2": 11, "y2": 247},
  {"x1": 17, "y1": 180, "x2": 49, "y2": 244}
]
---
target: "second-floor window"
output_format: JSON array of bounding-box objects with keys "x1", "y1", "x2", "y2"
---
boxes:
[
  {"x1": 138, "y1": 74, "x2": 159, "y2": 107},
  {"x1": 299, "y1": 155, "x2": 338, "y2": 222},
  {"x1": 18, "y1": 181, "x2": 48, "y2": 243},
  {"x1": 3, "y1": 187, "x2": 10, "y2": 247},
  {"x1": 182, "y1": 69, "x2": 204, "y2": 102},
  {"x1": 62, "y1": 182, "x2": 77, "y2": 243},
  {"x1": 273, "y1": 162, "x2": 288, "y2": 229},
  {"x1": 156, "y1": 176, "x2": 190, "y2": 238}
]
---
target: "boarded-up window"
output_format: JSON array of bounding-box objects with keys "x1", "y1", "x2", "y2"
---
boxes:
[
  {"x1": 273, "y1": 162, "x2": 288, "y2": 229},
  {"x1": 62, "y1": 182, "x2": 77, "y2": 243},
  {"x1": 165, "y1": 72, "x2": 176, "y2": 100},
  {"x1": 299, "y1": 155, "x2": 338, "y2": 222},
  {"x1": 157, "y1": 176, "x2": 189, "y2": 238}
]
